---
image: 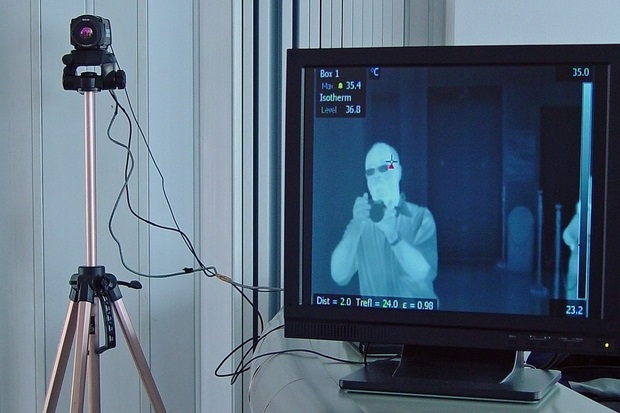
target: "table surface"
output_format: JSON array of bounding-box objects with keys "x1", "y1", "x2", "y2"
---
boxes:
[{"x1": 249, "y1": 310, "x2": 616, "y2": 413}]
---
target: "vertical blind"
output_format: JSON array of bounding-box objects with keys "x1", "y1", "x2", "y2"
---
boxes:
[{"x1": 294, "y1": 0, "x2": 446, "y2": 49}]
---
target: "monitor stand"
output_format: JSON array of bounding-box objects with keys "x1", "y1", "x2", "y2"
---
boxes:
[{"x1": 340, "y1": 345, "x2": 561, "y2": 402}]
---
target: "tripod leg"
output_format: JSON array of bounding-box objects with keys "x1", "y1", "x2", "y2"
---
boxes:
[
  {"x1": 42, "y1": 301, "x2": 79, "y2": 413},
  {"x1": 86, "y1": 305, "x2": 101, "y2": 412},
  {"x1": 69, "y1": 300, "x2": 94, "y2": 413},
  {"x1": 112, "y1": 298, "x2": 168, "y2": 413}
]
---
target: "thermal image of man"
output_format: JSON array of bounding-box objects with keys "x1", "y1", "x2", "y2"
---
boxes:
[{"x1": 330, "y1": 142, "x2": 438, "y2": 299}]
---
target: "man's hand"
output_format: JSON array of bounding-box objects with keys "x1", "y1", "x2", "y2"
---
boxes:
[{"x1": 352, "y1": 193, "x2": 371, "y2": 221}]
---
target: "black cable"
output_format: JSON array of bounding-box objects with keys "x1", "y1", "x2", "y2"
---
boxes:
[
  {"x1": 104, "y1": 48, "x2": 285, "y2": 388},
  {"x1": 107, "y1": 87, "x2": 276, "y2": 383},
  {"x1": 106, "y1": 90, "x2": 206, "y2": 279},
  {"x1": 103, "y1": 48, "x2": 210, "y2": 280},
  {"x1": 215, "y1": 325, "x2": 284, "y2": 384},
  {"x1": 215, "y1": 324, "x2": 367, "y2": 385},
  {"x1": 106, "y1": 86, "x2": 282, "y2": 291}
]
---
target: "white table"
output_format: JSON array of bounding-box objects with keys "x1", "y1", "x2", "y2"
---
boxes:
[{"x1": 249, "y1": 310, "x2": 616, "y2": 413}]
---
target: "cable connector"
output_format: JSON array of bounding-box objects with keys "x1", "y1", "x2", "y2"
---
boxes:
[{"x1": 216, "y1": 274, "x2": 233, "y2": 284}]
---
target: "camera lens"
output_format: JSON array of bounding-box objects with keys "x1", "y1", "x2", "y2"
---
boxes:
[
  {"x1": 369, "y1": 201, "x2": 386, "y2": 222},
  {"x1": 71, "y1": 20, "x2": 100, "y2": 48},
  {"x1": 79, "y1": 26, "x2": 94, "y2": 41}
]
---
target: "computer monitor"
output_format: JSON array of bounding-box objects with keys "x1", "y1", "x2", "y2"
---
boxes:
[{"x1": 283, "y1": 44, "x2": 620, "y2": 402}]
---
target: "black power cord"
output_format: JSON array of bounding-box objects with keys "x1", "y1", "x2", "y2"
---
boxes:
[{"x1": 103, "y1": 47, "x2": 282, "y2": 385}]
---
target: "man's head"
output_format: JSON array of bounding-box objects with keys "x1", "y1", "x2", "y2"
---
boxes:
[{"x1": 365, "y1": 142, "x2": 402, "y2": 206}]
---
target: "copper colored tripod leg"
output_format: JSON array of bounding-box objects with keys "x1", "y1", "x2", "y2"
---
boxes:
[
  {"x1": 42, "y1": 301, "x2": 79, "y2": 412},
  {"x1": 69, "y1": 300, "x2": 94, "y2": 413},
  {"x1": 113, "y1": 298, "x2": 168, "y2": 413},
  {"x1": 86, "y1": 304, "x2": 101, "y2": 412}
]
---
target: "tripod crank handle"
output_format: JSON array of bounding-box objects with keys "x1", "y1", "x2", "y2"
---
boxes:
[{"x1": 95, "y1": 293, "x2": 116, "y2": 354}]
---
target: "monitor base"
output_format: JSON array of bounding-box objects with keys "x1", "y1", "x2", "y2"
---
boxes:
[{"x1": 340, "y1": 345, "x2": 561, "y2": 402}]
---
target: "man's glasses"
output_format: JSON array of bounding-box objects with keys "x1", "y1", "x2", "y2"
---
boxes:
[{"x1": 365, "y1": 164, "x2": 390, "y2": 177}]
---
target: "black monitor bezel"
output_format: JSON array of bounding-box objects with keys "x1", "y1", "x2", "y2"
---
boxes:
[{"x1": 283, "y1": 44, "x2": 620, "y2": 356}]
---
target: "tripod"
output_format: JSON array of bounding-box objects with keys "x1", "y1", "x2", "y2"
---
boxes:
[{"x1": 42, "y1": 48, "x2": 167, "y2": 412}]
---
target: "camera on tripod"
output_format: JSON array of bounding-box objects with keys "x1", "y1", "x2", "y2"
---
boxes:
[
  {"x1": 70, "y1": 15, "x2": 112, "y2": 50},
  {"x1": 62, "y1": 14, "x2": 125, "y2": 92}
]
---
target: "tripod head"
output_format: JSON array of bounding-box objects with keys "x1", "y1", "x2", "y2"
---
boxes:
[
  {"x1": 62, "y1": 49, "x2": 126, "y2": 91},
  {"x1": 62, "y1": 15, "x2": 126, "y2": 92}
]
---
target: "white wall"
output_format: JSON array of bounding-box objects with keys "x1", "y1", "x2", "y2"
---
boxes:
[
  {"x1": 0, "y1": 1, "x2": 41, "y2": 411},
  {"x1": 199, "y1": 1, "x2": 242, "y2": 411},
  {"x1": 449, "y1": 0, "x2": 620, "y2": 45}
]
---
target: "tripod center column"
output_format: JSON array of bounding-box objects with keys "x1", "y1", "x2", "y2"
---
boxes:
[{"x1": 84, "y1": 90, "x2": 97, "y2": 266}]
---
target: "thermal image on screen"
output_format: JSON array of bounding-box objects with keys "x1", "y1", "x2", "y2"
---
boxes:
[{"x1": 307, "y1": 64, "x2": 598, "y2": 319}]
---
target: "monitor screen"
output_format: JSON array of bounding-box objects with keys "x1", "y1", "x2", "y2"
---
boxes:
[{"x1": 283, "y1": 44, "x2": 620, "y2": 401}]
